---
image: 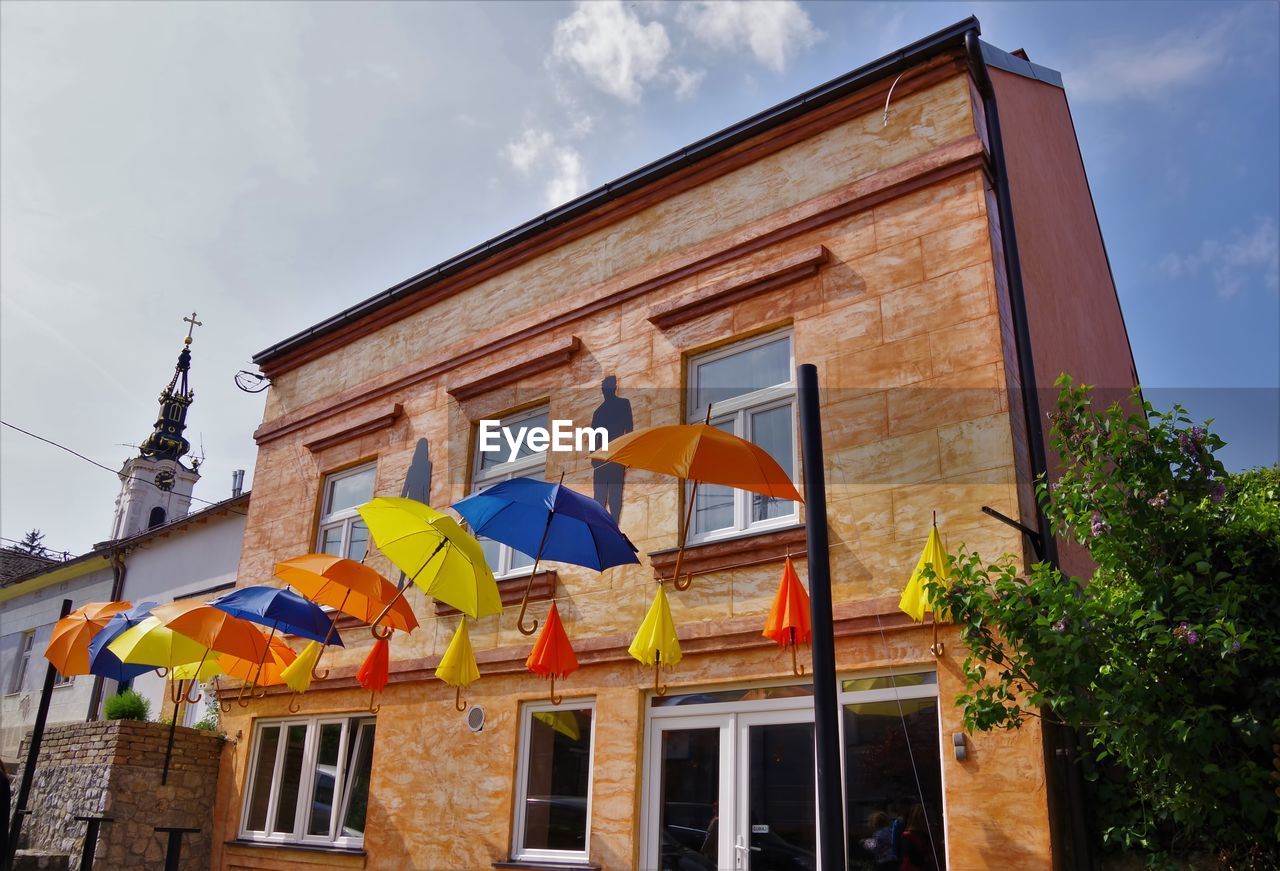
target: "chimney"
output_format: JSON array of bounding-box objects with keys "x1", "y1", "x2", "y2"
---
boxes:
[{"x1": 231, "y1": 469, "x2": 245, "y2": 498}]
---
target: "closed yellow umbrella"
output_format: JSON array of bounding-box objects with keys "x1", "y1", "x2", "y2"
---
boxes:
[
  {"x1": 898, "y1": 518, "x2": 951, "y2": 656},
  {"x1": 629, "y1": 584, "x2": 682, "y2": 696},
  {"x1": 436, "y1": 620, "x2": 480, "y2": 712},
  {"x1": 357, "y1": 497, "x2": 501, "y2": 634}
]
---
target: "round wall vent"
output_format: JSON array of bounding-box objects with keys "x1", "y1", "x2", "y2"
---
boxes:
[{"x1": 466, "y1": 705, "x2": 485, "y2": 732}]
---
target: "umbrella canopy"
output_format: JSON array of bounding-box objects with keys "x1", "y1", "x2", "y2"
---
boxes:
[
  {"x1": 453, "y1": 477, "x2": 638, "y2": 635},
  {"x1": 526, "y1": 602, "x2": 578, "y2": 704},
  {"x1": 151, "y1": 601, "x2": 275, "y2": 662},
  {"x1": 88, "y1": 602, "x2": 159, "y2": 682},
  {"x1": 593, "y1": 424, "x2": 803, "y2": 502},
  {"x1": 44, "y1": 601, "x2": 132, "y2": 676},
  {"x1": 172, "y1": 657, "x2": 226, "y2": 682},
  {"x1": 898, "y1": 525, "x2": 951, "y2": 622},
  {"x1": 629, "y1": 584, "x2": 682, "y2": 668},
  {"x1": 209, "y1": 585, "x2": 342, "y2": 646},
  {"x1": 436, "y1": 620, "x2": 479, "y2": 710},
  {"x1": 107, "y1": 616, "x2": 210, "y2": 669},
  {"x1": 275, "y1": 554, "x2": 419, "y2": 634},
  {"x1": 763, "y1": 557, "x2": 811, "y2": 676},
  {"x1": 358, "y1": 497, "x2": 500, "y2": 621},
  {"x1": 216, "y1": 638, "x2": 296, "y2": 686}
]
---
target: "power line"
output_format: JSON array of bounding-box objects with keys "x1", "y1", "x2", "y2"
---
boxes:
[
  {"x1": 0, "y1": 420, "x2": 248, "y2": 518},
  {"x1": 0, "y1": 535, "x2": 73, "y2": 560}
]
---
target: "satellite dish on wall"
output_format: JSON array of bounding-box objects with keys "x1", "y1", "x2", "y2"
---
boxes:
[{"x1": 466, "y1": 705, "x2": 485, "y2": 733}]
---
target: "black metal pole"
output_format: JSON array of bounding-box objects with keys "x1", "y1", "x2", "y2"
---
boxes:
[
  {"x1": 3, "y1": 598, "x2": 73, "y2": 871},
  {"x1": 156, "y1": 826, "x2": 200, "y2": 871},
  {"x1": 160, "y1": 682, "x2": 182, "y2": 785},
  {"x1": 74, "y1": 815, "x2": 112, "y2": 871},
  {"x1": 797, "y1": 364, "x2": 846, "y2": 871}
]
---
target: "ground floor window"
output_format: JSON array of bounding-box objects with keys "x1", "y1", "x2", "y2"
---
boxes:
[
  {"x1": 512, "y1": 700, "x2": 595, "y2": 863},
  {"x1": 240, "y1": 714, "x2": 376, "y2": 848},
  {"x1": 642, "y1": 673, "x2": 945, "y2": 870}
]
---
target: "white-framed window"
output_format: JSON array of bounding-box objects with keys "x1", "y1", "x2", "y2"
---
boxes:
[
  {"x1": 317, "y1": 463, "x2": 376, "y2": 561},
  {"x1": 471, "y1": 406, "x2": 549, "y2": 577},
  {"x1": 239, "y1": 714, "x2": 377, "y2": 848},
  {"x1": 8, "y1": 631, "x2": 35, "y2": 694},
  {"x1": 686, "y1": 330, "x2": 798, "y2": 542},
  {"x1": 512, "y1": 699, "x2": 596, "y2": 863}
]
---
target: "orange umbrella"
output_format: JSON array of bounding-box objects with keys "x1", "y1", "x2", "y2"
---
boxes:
[
  {"x1": 593, "y1": 420, "x2": 802, "y2": 589},
  {"x1": 763, "y1": 556, "x2": 811, "y2": 676},
  {"x1": 213, "y1": 638, "x2": 297, "y2": 712},
  {"x1": 150, "y1": 601, "x2": 274, "y2": 662},
  {"x1": 45, "y1": 601, "x2": 132, "y2": 676},
  {"x1": 276, "y1": 554, "x2": 419, "y2": 681},
  {"x1": 525, "y1": 603, "x2": 579, "y2": 705},
  {"x1": 357, "y1": 637, "x2": 390, "y2": 713}
]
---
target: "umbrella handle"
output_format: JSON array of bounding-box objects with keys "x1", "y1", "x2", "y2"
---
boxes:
[
  {"x1": 155, "y1": 667, "x2": 168, "y2": 679},
  {"x1": 213, "y1": 677, "x2": 232, "y2": 713},
  {"x1": 311, "y1": 592, "x2": 345, "y2": 680},
  {"x1": 791, "y1": 640, "x2": 805, "y2": 678},
  {"x1": 454, "y1": 686, "x2": 467, "y2": 712},
  {"x1": 370, "y1": 584, "x2": 410, "y2": 640},
  {"x1": 237, "y1": 680, "x2": 252, "y2": 708},
  {"x1": 515, "y1": 557, "x2": 543, "y2": 636},
  {"x1": 672, "y1": 480, "x2": 699, "y2": 591},
  {"x1": 654, "y1": 660, "x2": 667, "y2": 697},
  {"x1": 368, "y1": 691, "x2": 380, "y2": 715},
  {"x1": 185, "y1": 681, "x2": 203, "y2": 705},
  {"x1": 169, "y1": 678, "x2": 184, "y2": 706},
  {"x1": 549, "y1": 674, "x2": 562, "y2": 706},
  {"x1": 287, "y1": 693, "x2": 303, "y2": 714}
]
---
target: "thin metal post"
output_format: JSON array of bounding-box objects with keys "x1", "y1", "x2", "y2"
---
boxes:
[
  {"x1": 155, "y1": 826, "x2": 200, "y2": 871},
  {"x1": 74, "y1": 815, "x2": 112, "y2": 871},
  {"x1": 3, "y1": 598, "x2": 72, "y2": 871},
  {"x1": 797, "y1": 364, "x2": 845, "y2": 871}
]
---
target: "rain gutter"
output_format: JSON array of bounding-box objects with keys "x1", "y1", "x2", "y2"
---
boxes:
[{"x1": 253, "y1": 17, "x2": 981, "y2": 367}]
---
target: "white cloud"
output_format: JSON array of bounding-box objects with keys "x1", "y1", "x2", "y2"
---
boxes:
[
  {"x1": 1064, "y1": 10, "x2": 1245, "y2": 103},
  {"x1": 551, "y1": 1, "x2": 670, "y2": 103},
  {"x1": 501, "y1": 127, "x2": 588, "y2": 208},
  {"x1": 669, "y1": 65, "x2": 706, "y2": 101},
  {"x1": 502, "y1": 127, "x2": 554, "y2": 174},
  {"x1": 1161, "y1": 217, "x2": 1280, "y2": 299},
  {"x1": 676, "y1": 1, "x2": 821, "y2": 73}
]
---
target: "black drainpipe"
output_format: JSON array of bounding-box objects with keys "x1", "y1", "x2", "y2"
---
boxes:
[
  {"x1": 86, "y1": 548, "x2": 127, "y2": 721},
  {"x1": 965, "y1": 31, "x2": 1094, "y2": 871}
]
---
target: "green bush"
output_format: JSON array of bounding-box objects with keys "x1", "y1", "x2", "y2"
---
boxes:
[
  {"x1": 103, "y1": 688, "x2": 150, "y2": 721},
  {"x1": 937, "y1": 377, "x2": 1280, "y2": 866}
]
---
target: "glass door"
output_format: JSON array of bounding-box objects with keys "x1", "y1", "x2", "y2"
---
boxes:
[
  {"x1": 649, "y1": 714, "x2": 731, "y2": 871},
  {"x1": 735, "y1": 711, "x2": 817, "y2": 871}
]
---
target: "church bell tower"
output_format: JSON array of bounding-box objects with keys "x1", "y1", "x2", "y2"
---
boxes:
[{"x1": 109, "y1": 314, "x2": 204, "y2": 540}]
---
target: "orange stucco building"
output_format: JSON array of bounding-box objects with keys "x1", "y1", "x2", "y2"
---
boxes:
[{"x1": 211, "y1": 19, "x2": 1136, "y2": 871}]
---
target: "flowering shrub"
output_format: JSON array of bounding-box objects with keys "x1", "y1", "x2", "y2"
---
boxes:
[{"x1": 934, "y1": 377, "x2": 1279, "y2": 866}]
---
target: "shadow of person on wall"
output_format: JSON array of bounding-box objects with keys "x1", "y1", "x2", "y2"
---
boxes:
[
  {"x1": 396, "y1": 438, "x2": 432, "y2": 587},
  {"x1": 590, "y1": 376, "x2": 632, "y2": 524}
]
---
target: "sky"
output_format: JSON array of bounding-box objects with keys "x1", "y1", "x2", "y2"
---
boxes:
[{"x1": 2, "y1": 0, "x2": 1277, "y2": 558}]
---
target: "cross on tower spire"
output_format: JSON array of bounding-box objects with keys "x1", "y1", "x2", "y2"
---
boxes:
[
  {"x1": 183, "y1": 311, "x2": 202, "y2": 344},
  {"x1": 138, "y1": 314, "x2": 199, "y2": 462}
]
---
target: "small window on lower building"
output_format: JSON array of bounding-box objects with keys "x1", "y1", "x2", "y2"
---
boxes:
[
  {"x1": 240, "y1": 714, "x2": 376, "y2": 848},
  {"x1": 512, "y1": 700, "x2": 595, "y2": 863}
]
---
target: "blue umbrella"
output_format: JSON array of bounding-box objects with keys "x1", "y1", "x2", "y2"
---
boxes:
[
  {"x1": 209, "y1": 585, "x2": 342, "y2": 646},
  {"x1": 88, "y1": 602, "x2": 160, "y2": 681},
  {"x1": 452, "y1": 477, "x2": 639, "y2": 635}
]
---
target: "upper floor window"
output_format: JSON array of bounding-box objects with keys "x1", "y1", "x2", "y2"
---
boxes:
[
  {"x1": 512, "y1": 700, "x2": 595, "y2": 863},
  {"x1": 240, "y1": 714, "x2": 377, "y2": 848},
  {"x1": 8, "y1": 631, "x2": 35, "y2": 694},
  {"x1": 471, "y1": 406, "x2": 549, "y2": 578},
  {"x1": 318, "y1": 464, "x2": 375, "y2": 561},
  {"x1": 686, "y1": 331, "x2": 798, "y2": 542}
]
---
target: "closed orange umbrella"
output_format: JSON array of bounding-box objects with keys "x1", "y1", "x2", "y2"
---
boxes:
[
  {"x1": 45, "y1": 601, "x2": 132, "y2": 676},
  {"x1": 526, "y1": 603, "x2": 579, "y2": 705},
  {"x1": 356, "y1": 637, "x2": 390, "y2": 713},
  {"x1": 763, "y1": 556, "x2": 811, "y2": 676},
  {"x1": 593, "y1": 421, "x2": 802, "y2": 589}
]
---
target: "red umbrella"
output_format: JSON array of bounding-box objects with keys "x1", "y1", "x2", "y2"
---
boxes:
[
  {"x1": 356, "y1": 637, "x2": 390, "y2": 713},
  {"x1": 525, "y1": 603, "x2": 579, "y2": 705},
  {"x1": 763, "y1": 556, "x2": 811, "y2": 676}
]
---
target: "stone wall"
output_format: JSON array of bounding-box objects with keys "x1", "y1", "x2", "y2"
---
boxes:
[{"x1": 16, "y1": 719, "x2": 223, "y2": 870}]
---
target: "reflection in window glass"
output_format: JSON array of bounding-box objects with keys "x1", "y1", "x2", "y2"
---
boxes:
[
  {"x1": 325, "y1": 468, "x2": 375, "y2": 514},
  {"x1": 843, "y1": 698, "x2": 946, "y2": 870},
  {"x1": 307, "y1": 723, "x2": 342, "y2": 837},
  {"x1": 841, "y1": 672, "x2": 937, "y2": 693},
  {"x1": 246, "y1": 726, "x2": 280, "y2": 832},
  {"x1": 692, "y1": 336, "x2": 791, "y2": 412},
  {"x1": 749, "y1": 405, "x2": 794, "y2": 522},
  {"x1": 658, "y1": 728, "x2": 719, "y2": 871},
  {"x1": 521, "y1": 707, "x2": 593, "y2": 852},
  {"x1": 272, "y1": 724, "x2": 308, "y2": 834},
  {"x1": 341, "y1": 723, "x2": 376, "y2": 837}
]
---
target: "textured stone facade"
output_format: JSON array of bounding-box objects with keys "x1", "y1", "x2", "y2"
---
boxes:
[
  {"x1": 210, "y1": 46, "x2": 1089, "y2": 871},
  {"x1": 15, "y1": 719, "x2": 223, "y2": 870}
]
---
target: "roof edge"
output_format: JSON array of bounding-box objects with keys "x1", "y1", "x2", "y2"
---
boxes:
[{"x1": 252, "y1": 16, "x2": 982, "y2": 368}]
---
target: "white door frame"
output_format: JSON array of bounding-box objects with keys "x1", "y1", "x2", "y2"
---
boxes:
[{"x1": 733, "y1": 708, "x2": 817, "y2": 871}]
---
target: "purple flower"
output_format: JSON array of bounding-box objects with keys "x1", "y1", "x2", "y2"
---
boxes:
[
  {"x1": 1186, "y1": 631, "x2": 1199, "y2": 646},
  {"x1": 1090, "y1": 512, "x2": 1111, "y2": 537},
  {"x1": 1147, "y1": 490, "x2": 1169, "y2": 509},
  {"x1": 1052, "y1": 617, "x2": 1069, "y2": 633},
  {"x1": 1229, "y1": 640, "x2": 1242, "y2": 655},
  {"x1": 1210, "y1": 481, "x2": 1225, "y2": 503}
]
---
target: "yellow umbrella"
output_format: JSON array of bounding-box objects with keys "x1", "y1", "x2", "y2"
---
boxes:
[
  {"x1": 436, "y1": 620, "x2": 480, "y2": 712},
  {"x1": 108, "y1": 616, "x2": 215, "y2": 706},
  {"x1": 171, "y1": 658, "x2": 225, "y2": 682},
  {"x1": 357, "y1": 497, "x2": 501, "y2": 635},
  {"x1": 280, "y1": 641, "x2": 323, "y2": 695},
  {"x1": 629, "y1": 584, "x2": 681, "y2": 696},
  {"x1": 898, "y1": 518, "x2": 951, "y2": 656},
  {"x1": 533, "y1": 709, "x2": 582, "y2": 741}
]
